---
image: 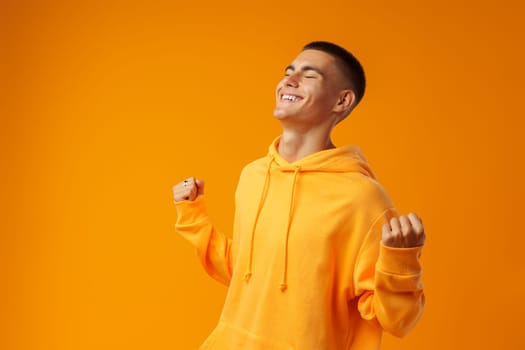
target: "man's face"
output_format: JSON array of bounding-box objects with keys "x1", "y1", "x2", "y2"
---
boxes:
[{"x1": 274, "y1": 49, "x2": 347, "y2": 125}]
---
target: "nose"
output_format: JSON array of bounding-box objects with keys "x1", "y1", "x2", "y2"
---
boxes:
[{"x1": 283, "y1": 73, "x2": 299, "y2": 88}]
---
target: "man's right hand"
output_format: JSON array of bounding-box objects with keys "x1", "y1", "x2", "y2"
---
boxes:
[{"x1": 172, "y1": 177, "x2": 205, "y2": 202}]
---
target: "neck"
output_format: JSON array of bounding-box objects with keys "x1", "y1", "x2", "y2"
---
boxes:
[{"x1": 278, "y1": 127, "x2": 335, "y2": 163}]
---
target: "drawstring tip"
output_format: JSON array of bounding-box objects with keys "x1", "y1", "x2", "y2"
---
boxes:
[
  {"x1": 243, "y1": 273, "x2": 252, "y2": 282},
  {"x1": 279, "y1": 283, "x2": 288, "y2": 292}
]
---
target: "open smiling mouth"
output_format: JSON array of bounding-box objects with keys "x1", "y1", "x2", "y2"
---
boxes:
[{"x1": 280, "y1": 94, "x2": 303, "y2": 102}]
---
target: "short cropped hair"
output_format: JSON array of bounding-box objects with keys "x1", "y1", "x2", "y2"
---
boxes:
[{"x1": 303, "y1": 41, "x2": 366, "y2": 108}]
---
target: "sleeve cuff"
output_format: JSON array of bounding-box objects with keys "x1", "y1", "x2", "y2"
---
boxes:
[
  {"x1": 174, "y1": 196, "x2": 209, "y2": 226},
  {"x1": 376, "y1": 243, "x2": 423, "y2": 275}
]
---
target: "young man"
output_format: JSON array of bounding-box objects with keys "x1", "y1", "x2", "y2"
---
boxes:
[{"x1": 172, "y1": 41, "x2": 426, "y2": 350}]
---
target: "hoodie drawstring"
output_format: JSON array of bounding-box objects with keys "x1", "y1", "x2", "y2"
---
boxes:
[
  {"x1": 243, "y1": 156, "x2": 274, "y2": 283},
  {"x1": 279, "y1": 165, "x2": 300, "y2": 292},
  {"x1": 243, "y1": 155, "x2": 301, "y2": 293}
]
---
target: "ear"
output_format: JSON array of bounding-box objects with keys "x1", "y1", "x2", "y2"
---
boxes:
[{"x1": 332, "y1": 89, "x2": 356, "y2": 115}]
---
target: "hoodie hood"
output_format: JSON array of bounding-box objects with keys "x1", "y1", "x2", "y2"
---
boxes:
[
  {"x1": 243, "y1": 136, "x2": 378, "y2": 292},
  {"x1": 267, "y1": 136, "x2": 377, "y2": 178}
]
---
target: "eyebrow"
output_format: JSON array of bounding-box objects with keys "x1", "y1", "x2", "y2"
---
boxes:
[{"x1": 285, "y1": 64, "x2": 325, "y2": 76}]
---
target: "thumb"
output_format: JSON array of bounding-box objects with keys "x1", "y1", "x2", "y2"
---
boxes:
[{"x1": 195, "y1": 179, "x2": 205, "y2": 195}]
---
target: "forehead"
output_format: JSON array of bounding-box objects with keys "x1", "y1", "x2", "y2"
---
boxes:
[{"x1": 289, "y1": 49, "x2": 338, "y2": 71}]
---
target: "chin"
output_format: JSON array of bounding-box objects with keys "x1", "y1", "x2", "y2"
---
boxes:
[
  {"x1": 273, "y1": 107, "x2": 284, "y2": 119},
  {"x1": 273, "y1": 111, "x2": 291, "y2": 121},
  {"x1": 274, "y1": 106, "x2": 295, "y2": 120}
]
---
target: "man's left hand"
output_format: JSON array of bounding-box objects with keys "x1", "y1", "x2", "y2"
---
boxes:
[{"x1": 382, "y1": 213, "x2": 426, "y2": 248}]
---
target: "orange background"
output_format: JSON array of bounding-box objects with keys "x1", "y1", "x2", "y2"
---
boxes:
[{"x1": 2, "y1": 0, "x2": 524, "y2": 349}]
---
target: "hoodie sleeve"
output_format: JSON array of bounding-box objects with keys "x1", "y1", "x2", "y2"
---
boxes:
[
  {"x1": 353, "y1": 208, "x2": 425, "y2": 338},
  {"x1": 174, "y1": 196, "x2": 233, "y2": 285}
]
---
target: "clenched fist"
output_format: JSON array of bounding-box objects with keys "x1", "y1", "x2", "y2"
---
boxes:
[
  {"x1": 172, "y1": 177, "x2": 205, "y2": 202},
  {"x1": 382, "y1": 213, "x2": 425, "y2": 248}
]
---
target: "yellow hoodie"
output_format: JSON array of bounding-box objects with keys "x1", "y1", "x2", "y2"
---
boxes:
[{"x1": 175, "y1": 137, "x2": 425, "y2": 350}]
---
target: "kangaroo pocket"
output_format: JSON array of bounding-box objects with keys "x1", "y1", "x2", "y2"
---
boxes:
[{"x1": 199, "y1": 321, "x2": 294, "y2": 350}]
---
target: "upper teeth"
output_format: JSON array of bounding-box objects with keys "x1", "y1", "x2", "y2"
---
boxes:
[{"x1": 282, "y1": 95, "x2": 297, "y2": 101}]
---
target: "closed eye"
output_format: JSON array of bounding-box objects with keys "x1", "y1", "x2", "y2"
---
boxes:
[{"x1": 283, "y1": 64, "x2": 324, "y2": 79}]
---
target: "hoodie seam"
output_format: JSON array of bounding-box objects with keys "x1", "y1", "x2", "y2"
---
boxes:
[{"x1": 352, "y1": 207, "x2": 396, "y2": 296}]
